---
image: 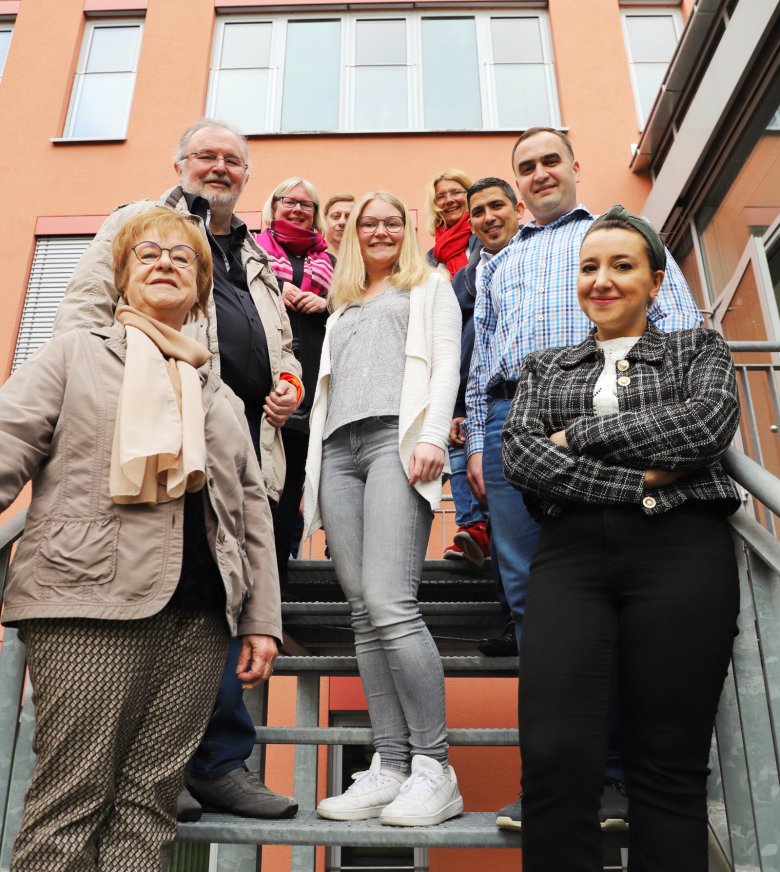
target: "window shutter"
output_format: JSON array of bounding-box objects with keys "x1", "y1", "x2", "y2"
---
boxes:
[{"x1": 12, "y1": 236, "x2": 93, "y2": 371}]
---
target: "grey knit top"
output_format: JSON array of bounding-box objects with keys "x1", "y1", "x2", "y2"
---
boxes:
[{"x1": 323, "y1": 288, "x2": 411, "y2": 440}]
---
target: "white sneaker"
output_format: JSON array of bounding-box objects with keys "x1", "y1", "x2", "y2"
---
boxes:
[
  {"x1": 316, "y1": 753, "x2": 406, "y2": 821},
  {"x1": 379, "y1": 755, "x2": 464, "y2": 827}
]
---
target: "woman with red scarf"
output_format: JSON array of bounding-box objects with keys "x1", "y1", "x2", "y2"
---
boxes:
[
  {"x1": 256, "y1": 178, "x2": 335, "y2": 585},
  {"x1": 425, "y1": 170, "x2": 474, "y2": 278}
]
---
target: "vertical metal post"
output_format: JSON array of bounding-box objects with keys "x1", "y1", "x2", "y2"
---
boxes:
[{"x1": 292, "y1": 674, "x2": 320, "y2": 872}]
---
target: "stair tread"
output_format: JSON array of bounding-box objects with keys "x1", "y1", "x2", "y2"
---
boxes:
[
  {"x1": 273, "y1": 654, "x2": 517, "y2": 676},
  {"x1": 178, "y1": 810, "x2": 522, "y2": 848},
  {"x1": 178, "y1": 810, "x2": 628, "y2": 848}
]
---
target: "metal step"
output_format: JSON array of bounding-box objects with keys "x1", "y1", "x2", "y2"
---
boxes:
[
  {"x1": 177, "y1": 811, "x2": 628, "y2": 850},
  {"x1": 273, "y1": 655, "x2": 517, "y2": 677},
  {"x1": 178, "y1": 811, "x2": 522, "y2": 849},
  {"x1": 254, "y1": 726, "x2": 518, "y2": 746}
]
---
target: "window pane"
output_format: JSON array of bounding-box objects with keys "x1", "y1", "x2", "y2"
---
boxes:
[
  {"x1": 282, "y1": 20, "x2": 340, "y2": 130},
  {"x1": 633, "y1": 62, "x2": 668, "y2": 123},
  {"x1": 625, "y1": 15, "x2": 677, "y2": 63},
  {"x1": 422, "y1": 18, "x2": 481, "y2": 128},
  {"x1": 85, "y1": 25, "x2": 139, "y2": 73},
  {"x1": 494, "y1": 65, "x2": 552, "y2": 128},
  {"x1": 0, "y1": 29, "x2": 11, "y2": 76},
  {"x1": 222, "y1": 21, "x2": 271, "y2": 68},
  {"x1": 356, "y1": 20, "x2": 405, "y2": 65},
  {"x1": 212, "y1": 68, "x2": 270, "y2": 133},
  {"x1": 70, "y1": 72, "x2": 134, "y2": 137},
  {"x1": 491, "y1": 17, "x2": 543, "y2": 64},
  {"x1": 354, "y1": 67, "x2": 407, "y2": 129}
]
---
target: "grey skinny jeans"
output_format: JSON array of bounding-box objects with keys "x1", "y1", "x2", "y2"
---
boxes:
[{"x1": 319, "y1": 417, "x2": 448, "y2": 772}]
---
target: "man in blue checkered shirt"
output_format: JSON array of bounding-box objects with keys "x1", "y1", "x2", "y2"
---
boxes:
[{"x1": 462, "y1": 127, "x2": 702, "y2": 829}]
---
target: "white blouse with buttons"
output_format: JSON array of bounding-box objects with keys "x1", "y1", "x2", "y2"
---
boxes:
[{"x1": 593, "y1": 336, "x2": 641, "y2": 417}]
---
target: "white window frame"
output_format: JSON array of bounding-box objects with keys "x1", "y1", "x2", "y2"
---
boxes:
[
  {"x1": 620, "y1": 7, "x2": 682, "y2": 130},
  {"x1": 0, "y1": 20, "x2": 13, "y2": 83},
  {"x1": 63, "y1": 18, "x2": 144, "y2": 140},
  {"x1": 207, "y1": 11, "x2": 560, "y2": 134}
]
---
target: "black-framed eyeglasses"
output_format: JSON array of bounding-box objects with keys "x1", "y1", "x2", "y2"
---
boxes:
[
  {"x1": 275, "y1": 196, "x2": 317, "y2": 213},
  {"x1": 132, "y1": 241, "x2": 199, "y2": 268},
  {"x1": 357, "y1": 217, "x2": 405, "y2": 234},
  {"x1": 184, "y1": 151, "x2": 247, "y2": 171},
  {"x1": 434, "y1": 188, "x2": 467, "y2": 204}
]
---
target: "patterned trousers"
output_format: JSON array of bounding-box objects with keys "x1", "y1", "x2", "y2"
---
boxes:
[{"x1": 11, "y1": 608, "x2": 229, "y2": 872}]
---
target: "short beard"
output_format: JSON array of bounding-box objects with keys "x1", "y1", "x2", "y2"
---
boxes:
[{"x1": 179, "y1": 168, "x2": 243, "y2": 217}]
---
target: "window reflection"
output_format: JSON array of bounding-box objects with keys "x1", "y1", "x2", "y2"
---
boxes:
[
  {"x1": 421, "y1": 18, "x2": 481, "y2": 129},
  {"x1": 0, "y1": 28, "x2": 12, "y2": 79},
  {"x1": 65, "y1": 22, "x2": 142, "y2": 139},
  {"x1": 282, "y1": 20, "x2": 340, "y2": 131},
  {"x1": 622, "y1": 12, "x2": 679, "y2": 127}
]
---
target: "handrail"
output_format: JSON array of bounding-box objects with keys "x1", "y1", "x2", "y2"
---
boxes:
[{"x1": 723, "y1": 445, "x2": 780, "y2": 520}]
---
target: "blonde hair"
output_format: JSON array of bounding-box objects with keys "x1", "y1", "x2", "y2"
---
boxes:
[
  {"x1": 112, "y1": 208, "x2": 212, "y2": 319},
  {"x1": 328, "y1": 191, "x2": 434, "y2": 310},
  {"x1": 262, "y1": 177, "x2": 324, "y2": 233},
  {"x1": 425, "y1": 169, "x2": 473, "y2": 235}
]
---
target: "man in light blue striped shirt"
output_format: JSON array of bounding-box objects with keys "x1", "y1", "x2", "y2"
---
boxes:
[
  {"x1": 462, "y1": 127, "x2": 701, "y2": 829},
  {"x1": 465, "y1": 127, "x2": 701, "y2": 626}
]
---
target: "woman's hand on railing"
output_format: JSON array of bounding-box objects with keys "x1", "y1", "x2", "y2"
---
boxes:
[
  {"x1": 237, "y1": 633, "x2": 278, "y2": 690},
  {"x1": 408, "y1": 443, "x2": 445, "y2": 485}
]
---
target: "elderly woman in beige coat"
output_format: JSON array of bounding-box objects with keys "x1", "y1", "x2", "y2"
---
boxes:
[{"x1": 0, "y1": 209, "x2": 282, "y2": 872}]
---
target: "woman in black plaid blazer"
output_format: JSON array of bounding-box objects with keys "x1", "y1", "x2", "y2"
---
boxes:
[{"x1": 501, "y1": 207, "x2": 741, "y2": 872}]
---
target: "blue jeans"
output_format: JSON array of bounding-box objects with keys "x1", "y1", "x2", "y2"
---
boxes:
[
  {"x1": 189, "y1": 637, "x2": 256, "y2": 778},
  {"x1": 319, "y1": 418, "x2": 447, "y2": 772},
  {"x1": 482, "y1": 398, "x2": 541, "y2": 645},
  {"x1": 448, "y1": 444, "x2": 486, "y2": 527}
]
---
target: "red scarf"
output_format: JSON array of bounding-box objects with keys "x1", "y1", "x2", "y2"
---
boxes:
[
  {"x1": 433, "y1": 213, "x2": 471, "y2": 278},
  {"x1": 255, "y1": 219, "x2": 334, "y2": 297}
]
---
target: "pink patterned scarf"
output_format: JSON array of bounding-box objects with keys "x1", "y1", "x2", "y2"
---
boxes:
[{"x1": 255, "y1": 219, "x2": 334, "y2": 297}]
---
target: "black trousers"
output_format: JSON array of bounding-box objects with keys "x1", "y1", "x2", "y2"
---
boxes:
[
  {"x1": 518, "y1": 504, "x2": 739, "y2": 872},
  {"x1": 270, "y1": 426, "x2": 309, "y2": 588}
]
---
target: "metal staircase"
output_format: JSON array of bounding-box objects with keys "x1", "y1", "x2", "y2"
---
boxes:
[{"x1": 2, "y1": 341, "x2": 780, "y2": 872}]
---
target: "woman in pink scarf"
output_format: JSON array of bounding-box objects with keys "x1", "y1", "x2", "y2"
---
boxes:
[
  {"x1": 425, "y1": 169, "x2": 474, "y2": 278},
  {"x1": 256, "y1": 178, "x2": 335, "y2": 585}
]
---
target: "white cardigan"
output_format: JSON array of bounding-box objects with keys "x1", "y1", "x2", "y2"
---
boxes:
[{"x1": 304, "y1": 271, "x2": 461, "y2": 537}]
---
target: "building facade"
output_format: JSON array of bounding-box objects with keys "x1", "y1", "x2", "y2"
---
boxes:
[{"x1": 1, "y1": 0, "x2": 777, "y2": 870}]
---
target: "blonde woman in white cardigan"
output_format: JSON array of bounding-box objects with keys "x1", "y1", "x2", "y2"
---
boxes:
[{"x1": 304, "y1": 192, "x2": 462, "y2": 827}]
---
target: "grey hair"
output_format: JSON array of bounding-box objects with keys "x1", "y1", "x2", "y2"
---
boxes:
[{"x1": 173, "y1": 117, "x2": 249, "y2": 169}]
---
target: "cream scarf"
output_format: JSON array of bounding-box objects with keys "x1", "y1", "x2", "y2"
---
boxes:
[{"x1": 110, "y1": 306, "x2": 212, "y2": 505}]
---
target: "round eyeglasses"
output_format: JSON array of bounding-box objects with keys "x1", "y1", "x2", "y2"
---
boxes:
[
  {"x1": 357, "y1": 217, "x2": 405, "y2": 234},
  {"x1": 132, "y1": 241, "x2": 199, "y2": 268}
]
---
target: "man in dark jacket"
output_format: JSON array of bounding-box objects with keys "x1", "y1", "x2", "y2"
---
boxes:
[{"x1": 446, "y1": 178, "x2": 523, "y2": 656}]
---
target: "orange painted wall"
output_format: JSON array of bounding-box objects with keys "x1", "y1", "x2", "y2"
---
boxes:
[
  {"x1": 0, "y1": 0, "x2": 660, "y2": 380},
  {"x1": 0, "y1": 3, "x2": 683, "y2": 870}
]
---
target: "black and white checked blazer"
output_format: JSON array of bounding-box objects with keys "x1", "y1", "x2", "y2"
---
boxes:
[{"x1": 501, "y1": 324, "x2": 742, "y2": 520}]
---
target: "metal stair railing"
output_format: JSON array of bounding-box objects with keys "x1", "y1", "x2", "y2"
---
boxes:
[
  {"x1": 710, "y1": 447, "x2": 780, "y2": 872},
  {"x1": 1, "y1": 339, "x2": 780, "y2": 872}
]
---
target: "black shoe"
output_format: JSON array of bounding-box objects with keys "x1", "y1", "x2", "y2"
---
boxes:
[
  {"x1": 495, "y1": 793, "x2": 522, "y2": 830},
  {"x1": 478, "y1": 621, "x2": 518, "y2": 657},
  {"x1": 187, "y1": 766, "x2": 298, "y2": 819},
  {"x1": 176, "y1": 786, "x2": 202, "y2": 822},
  {"x1": 599, "y1": 778, "x2": 628, "y2": 830}
]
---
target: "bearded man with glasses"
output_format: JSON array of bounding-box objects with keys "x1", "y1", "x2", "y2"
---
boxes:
[{"x1": 54, "y1": 117, "x2": 301, "y2": 823}]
